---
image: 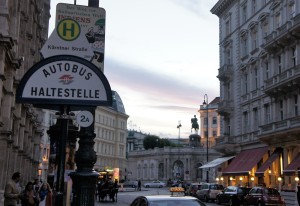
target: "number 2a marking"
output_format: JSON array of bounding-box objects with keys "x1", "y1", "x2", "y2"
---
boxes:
[{"x1": 80, "y1": 115, "x2": 90, "y2": 122}]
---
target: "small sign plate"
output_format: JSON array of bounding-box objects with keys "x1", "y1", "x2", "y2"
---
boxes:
[{"x1": 76, "y1": 111, "x2": 94, "y2": 127}]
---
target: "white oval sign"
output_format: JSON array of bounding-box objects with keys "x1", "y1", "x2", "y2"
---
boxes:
[{"x1": 76, "y1": 111, "x2": 94, "y2": 127}]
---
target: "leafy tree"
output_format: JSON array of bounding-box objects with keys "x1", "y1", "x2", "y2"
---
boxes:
[
  {"x1": 143, "y1": 135, "x2": 160, "y2": 150},
  {"x1": 143, "y1": 135, "x2": 173, "y2": 149},
  {"x1": 158, "y1": 138, "x2": 173, "y2": 147}
]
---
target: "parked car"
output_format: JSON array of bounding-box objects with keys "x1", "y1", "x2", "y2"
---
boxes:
[
  {"x1": 196, "y1": 183, "x2": 224, "y2": 202},
  {"x1": 144, "y1": 181, "x2": 166, "y2": 188},
  {"x1": 185, "y1": 183, "x2": 203, "y2": 197},
  {"x1": 130, "y1": 195, "x2": 207, "y2": 206},
  {"x1": 216, "y1": 186, "x2": 251, "y2": 206},
  {"x1": 123, "y1": 180, "x2": 138, "y2": 188},
  {"x1": 243, "y1": 187, "x2": 285, "y2": 206}
]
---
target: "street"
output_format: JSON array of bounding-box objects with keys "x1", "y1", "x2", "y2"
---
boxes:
[{"x1": 95, "y1": 187, "x2": 218, "y2": 206}]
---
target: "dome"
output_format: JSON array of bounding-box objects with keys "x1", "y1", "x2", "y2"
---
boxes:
[{"x1": 111, "y1": 90, "x2": 126, "y2": 114}]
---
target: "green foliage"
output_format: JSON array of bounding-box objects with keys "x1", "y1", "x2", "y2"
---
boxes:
[
  {"x1": 143, "y1": 135, "x2": 159, "y2": 150},
  {"x1": 143, "y1": 135, "x2": 173, "y2": 150}
]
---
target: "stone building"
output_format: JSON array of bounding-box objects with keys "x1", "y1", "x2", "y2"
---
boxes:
[
  {"x1": 94, "y1": 91, "x2": 129, "y2": 181},
  {"x1": 211, "y1": 0, "x2": 300, "y2": 192},
  {"x1": 0, "y1": 0, "x2": 51, "y2": 203},
  {"x1": 199, "y1": 97, "x2": 221, "y2": 148},
  {"x1": 126, "y1": 105, "x2": 222, "y2": 183},
  {"x1": 127, "y1": 146, "x2": 220, "y2": 183}
]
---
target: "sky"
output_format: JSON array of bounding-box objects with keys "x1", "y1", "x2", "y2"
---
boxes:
[{"x1": 49, "y1": 0, "x2": 220, "y2": 139}]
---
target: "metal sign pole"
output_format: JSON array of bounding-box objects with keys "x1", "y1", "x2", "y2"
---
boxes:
[{"x1": 55, "y1": 105, "x2": 70, "y2": 206}]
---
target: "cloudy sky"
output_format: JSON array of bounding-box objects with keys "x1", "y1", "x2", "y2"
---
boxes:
[{"x1": 49, "y1": 0, "x2": 220, "y2": 139}]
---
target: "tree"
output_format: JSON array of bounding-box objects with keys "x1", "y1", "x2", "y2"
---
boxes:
[
  {"x1": 143, "y1": 135, "x2": 173, "y2": 150},
  {"x1": 143, "y1": 135, "x2": 160, "y2": 150}
]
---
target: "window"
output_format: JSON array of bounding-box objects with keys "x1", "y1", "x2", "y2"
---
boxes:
[
  {"x1": 252, "y1": 0, "x2": 256, "y2": 14},
  {"x1": 252, "y1": 29, "x2": 258, "y2": 50},
  {"x1": 243, "y1": 73, "x2": 248, "y2": 94},
  {"x1": 204, "y1": 117, "x2": 208, "y2": 125},
  {"x1": 226, "y1": 82, "x2": 231, "y2": 100},
  {"x1": 264, "y1": 104, "x2": 271, "y2": 124},
  {"x1": 225, "y1": 49, "x2": 231, "y2": 64},
  {"x1": 212, "y1": 117, "x2": 217, "y2": 124},
  {"x1": 289, "y1": 3, "x2": 296, "y2": 18},
  {"x1": 241, "y1": 36, "x2": 248, "y2": 57},
  {"x1": 225, "y1": 20, "x2": 231, "y2": 35},
  {"x1": 212, "y1": 130, "x2": 217, "y2": 136},
  {"x1": 265, "y1": 62, "x2": 269, "y2": 80},
  {"x1": 294, "y1": 95, "x2": 298, "y2": 116},
  {"x1": 292, "y1": 47, "x2": 297, "y2": 67},
  {"x1": 280, "y1": 100, "x2": 284, "y2": 120},
  {"x1": 278, "y1": 55, "x2": 282, "y2": 74},
  {"x1": 254, "y1": 68, "x2": 258, "y2": 89},
  {"x1": 275, "y1": 13, "x2": 281, "y2": 28},
  {"x1": 262, "y1": 22, "x2": 269, "y2": 37},
  {"x1": 242, "y1": 5, "x2": 247, "y2": 23},
  {"x1": 243, "y1": 111, "x2": 249, "y2": 132},
  {"x1": 253, "y1": 107, "x2": 258, "y2": 130}
]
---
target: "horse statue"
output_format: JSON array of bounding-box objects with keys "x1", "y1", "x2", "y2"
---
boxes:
[{"x1": 191, "y1": 115, "x2": 199, "y2": 133}]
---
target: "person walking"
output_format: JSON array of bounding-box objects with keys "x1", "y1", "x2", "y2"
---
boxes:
[
  {"x1": 137, "y1": 180, "x2": 141, "y2": 191},
  {"x1": 38, "y1": 182, "x2": 52, "y2": 206},
  {"x1": 20, "y1": 182, "x2": 39, "y2": 206},
  {"x1": 4, "y1": 172, "x2": 22, "y2": 206}
]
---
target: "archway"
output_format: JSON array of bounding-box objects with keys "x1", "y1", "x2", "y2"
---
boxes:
[{"x1": 172, "y1": 160, "x2": 184, "y2": 180}]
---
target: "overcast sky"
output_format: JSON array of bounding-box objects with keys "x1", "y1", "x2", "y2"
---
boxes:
[{"x1": 49, "y1": 0, "x2": 220, "y2": 139}]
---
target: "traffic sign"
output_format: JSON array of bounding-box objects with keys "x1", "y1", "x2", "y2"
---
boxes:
[
  {"x1": 41, "y1": 3, "x2": 106, "y2": 72},
  {"x1": 76, "y1": 111, "x2": 94, "y2": 127},
  {"x1": 16, "y1": 55, "x2": 112, "y2": 107}
]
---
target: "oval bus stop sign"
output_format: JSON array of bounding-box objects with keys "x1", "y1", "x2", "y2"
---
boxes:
[{"x1": 16, "y1": 55, "x2": 112, "y2": 108}]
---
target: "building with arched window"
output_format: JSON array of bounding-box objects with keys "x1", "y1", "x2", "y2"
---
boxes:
[{"x1": 126, "y1": 145, "x2": 220, "y2": 183}]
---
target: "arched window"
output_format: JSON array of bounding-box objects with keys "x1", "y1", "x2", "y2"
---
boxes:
[
  {"x1": 158, "y1": 163, "x2": 164, "y2": 179},
  {"x1": 137, "y1": 164, "x2": 141, "y2": 179},
  {"x1": 143, "y1": 164, "x2": 148, "y2": 179},
  {"x1": 196, "y1": 163, "x2": 203, "y2": 181},
  {"x1": 150, "y1": 163, "x2": 155, "y2": 178}
]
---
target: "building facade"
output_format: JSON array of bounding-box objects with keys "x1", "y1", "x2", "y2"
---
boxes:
[
  {"x1": 199, "y1": 97, "x2": 221, "y2": 148},
  {"x1": 211, "y1": 0, "x2": 300, "y2": 190},
  {"x1": 0, "y1": 0, "x2": 51, "y2": 203},
  {"x1": 127, "y1": 146, "x2": 220, "y2": 183},
  {"x1": 94, "y1": 91, "x2": 129, "y2": 181}
]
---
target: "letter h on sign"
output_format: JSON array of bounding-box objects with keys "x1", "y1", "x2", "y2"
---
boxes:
[{"x1": 63, "y1": 22, "x2": 75, "y2": 37}]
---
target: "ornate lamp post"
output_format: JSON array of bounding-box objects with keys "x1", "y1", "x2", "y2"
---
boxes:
[
  {"x1": 177, "y1": 121, "x2": 182, "y2": 147},
  {"x1": 203, "y1": 94, "x2": 209, "y2": 183}
]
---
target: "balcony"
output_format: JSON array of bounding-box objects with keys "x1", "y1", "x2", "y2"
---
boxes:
[
  {"x1": 214, "y1": 135, "x2": 236, "y2": 154},
  {"x1": 263, "y1": 64, "x2": 300, "y2": 97},
  {"x1": 217, "y1": 99, "x2": 233, "y2": 116},
  {"x1": 217, "y1": 64, "x2": 233, "y2": 82},
  {"x1": 263, "y1": 14, "x2": 300, "y2": 52},
  {"x1": 259, "y1": 116, "x2": 300, "y2": 145}
]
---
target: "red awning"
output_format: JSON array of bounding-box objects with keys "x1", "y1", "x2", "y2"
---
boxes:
[
  {"x1": 222, "y1": 147, "x2": 268, "y2": 176},
  {"x1": 283, "y1": 153, "x2": 300, "y2": 176},
  {"x1": 255, "y1": 148, "x2": 282, "y2": 176}
]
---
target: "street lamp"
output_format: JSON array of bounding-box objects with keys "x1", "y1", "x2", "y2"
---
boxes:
[
  {"x1": 177, "y1": 121, "x2": 182, "y2": 161},
  {"x1": 203, "y1": 94, "x2": 209, "y2": 182},
  {"x1": 177, "y1": 121, "x2": 182, "y2": 146}
]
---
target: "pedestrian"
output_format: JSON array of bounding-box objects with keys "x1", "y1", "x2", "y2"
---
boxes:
[
  {"x1": 32, "y1": 179, "x2": 41, "y2": 194},
  {"x1": 20, "y1": 182, "x2": 40, "y2": 206},
  {"x1": 4, "y1": 172, "x2": 22, "y2": 206},
  {"x1": 38, "y1": 182, "x2": 52, "y2": 206},
  {"x1": 137, "y1": 180, "x2": 141, "y2": 191}
]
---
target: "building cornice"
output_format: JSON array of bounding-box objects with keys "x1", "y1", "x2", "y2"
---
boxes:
[{"x1": 211, "y1": 0, "x2": 237, "y2": 17}]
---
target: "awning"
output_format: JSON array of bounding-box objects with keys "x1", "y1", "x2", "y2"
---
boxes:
[
  {"x1": 222, "y1": 147, "x2": 268, "y2": 176},
  {"x1": 199, "y1": 156, "x2": 235, "y2": 169},
  {"x1": 283, "y1": 152, "x2": 300, "y2": 176},
  {"x1": 255, "y1": 148, "x2": 282, "y2": 176}
]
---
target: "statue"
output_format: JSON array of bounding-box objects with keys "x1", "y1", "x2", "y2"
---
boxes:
[{"x1": 191, "y1": 115, "x2": 199, "y2": 133}]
